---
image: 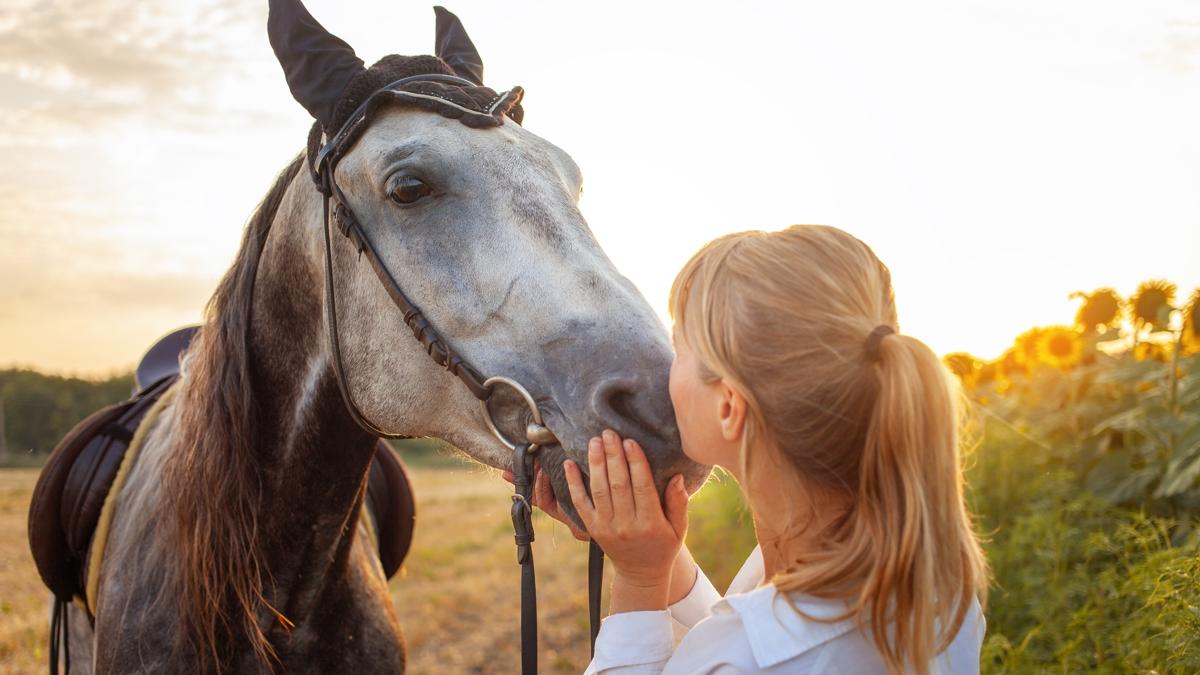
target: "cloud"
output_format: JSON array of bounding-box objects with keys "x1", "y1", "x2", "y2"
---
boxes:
[
  {"x1": 0, "y1": 0, "x2": 256, "y2": 96},
  {"x1": 0, "y1": 0, "x2": 281, "y2": 140},
  {"x1": 1148, "y1": 20, "x2": 1200, "y2": 74}
]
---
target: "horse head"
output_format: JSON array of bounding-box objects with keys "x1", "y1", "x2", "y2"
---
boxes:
[{"x1": 267, "y1": 1, "x2": 710, "y2": 521}]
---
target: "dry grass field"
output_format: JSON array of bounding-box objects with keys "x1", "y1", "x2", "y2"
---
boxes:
[{"x1": 0, "y1": 462, "x2": 752, "y2": 674}]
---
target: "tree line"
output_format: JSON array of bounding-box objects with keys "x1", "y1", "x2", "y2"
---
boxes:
[{"x1": 0, "y1": 369, "x2": 134, "y2": 465}]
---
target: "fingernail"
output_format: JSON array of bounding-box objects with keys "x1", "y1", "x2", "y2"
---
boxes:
[{"x1": 623, "y1": 439, "x2": 635, "y2": 456}]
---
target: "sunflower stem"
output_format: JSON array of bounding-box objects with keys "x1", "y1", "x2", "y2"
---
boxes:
[{"x1": 1168, "y1": 327, "x2": 1181, "y2": 416}]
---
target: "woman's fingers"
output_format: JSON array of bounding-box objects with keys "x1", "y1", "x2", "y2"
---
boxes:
[
  {"x1": 532, "y1": 468, "x2": 554, "y2": 511},
  {"x1": 664, "y1": 474, "x2": 689, "y2": 539},
  {"x1": 602, "y1": 430, "x2": 635, "y2": 523},
  {"x1": 623, "y1": 439, "x2": 659, "y2": 518},
  {"x1": 586, "y1": 436, "x2": 612, "y2": 520},
  {"x1": 563, "y1": 459, "x2": 596, "y2": 530}
]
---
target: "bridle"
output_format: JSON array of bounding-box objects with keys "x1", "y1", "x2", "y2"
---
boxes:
[{"x1": 311, "y1": 72, "x2": 603, "y2": 674}]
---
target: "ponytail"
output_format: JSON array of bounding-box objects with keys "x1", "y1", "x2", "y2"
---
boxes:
[{"x1": 853, "y1": 333, "x2": 986, "y2": 674}]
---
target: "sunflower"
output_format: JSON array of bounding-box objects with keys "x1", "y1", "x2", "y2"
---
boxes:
[
  {"x1": 943, "y1": 352, "x2": 980, "y2": 382},
  {"x1": 998, "y1": 349, "x2": 1027, "y2": 380},
  {"x1": 1130, "y1": 280, "x2": 1176, "y2": 329},
  {"x1": 1133, "y1": 341, "x2": 1168, "y2": 363},
  {"x1": 1014, "y1": 327, "x2": 1047, "y2": 368},
  {"x1": 1183, "y1": 289, "x2": 1200, "y2": 356},
  {"x1": 976, "y1": 361, "x2": 999, "y2": 386},
  {"x1": 1072, "y1": 288, "x2": 1122, "y2": 332},
  {"x1": 1037, "y1": 326, "x2": 1083, "y2": 370}
]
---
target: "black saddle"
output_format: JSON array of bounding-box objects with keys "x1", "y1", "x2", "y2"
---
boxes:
[{"x1": 28, "y1": 326, "x2": 416, "y2": 612}]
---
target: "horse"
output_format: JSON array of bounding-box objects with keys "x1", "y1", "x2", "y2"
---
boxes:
[{"x1": 57, "y1": 3, "x2": 708, "y2": 672}]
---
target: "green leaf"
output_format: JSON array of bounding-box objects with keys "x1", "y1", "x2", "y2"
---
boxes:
[
  {"x1": 1094, "y1": 360, "x2": 1167, "y2": 386},
  {"x1": 1092, "y1": 406, "x2": 1150, "y2": 436},
  {"x1": 1087, "y1": 450, "x2": 1134, "y2": 499},
  {"x1": 1153, "y1": 422, "x2": 1200, "y2": 498}
]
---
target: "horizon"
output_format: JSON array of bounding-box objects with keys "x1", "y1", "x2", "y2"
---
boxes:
[{"x1": 1, "y1": 0, "x2": 1198, "y2": 377}]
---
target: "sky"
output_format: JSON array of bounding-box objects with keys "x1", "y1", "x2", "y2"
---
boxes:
[{"x1": 0, "y1": 0, "x2": 1197, "y2": 376}]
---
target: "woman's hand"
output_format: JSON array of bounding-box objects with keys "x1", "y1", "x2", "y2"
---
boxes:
[{"x1": 565, "y1": 429, "x2": 689, "y2": 612}]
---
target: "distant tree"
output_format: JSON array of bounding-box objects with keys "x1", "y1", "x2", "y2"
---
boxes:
[{"x1": 0, "y1": 369, "x2": 134, "y2": 461}]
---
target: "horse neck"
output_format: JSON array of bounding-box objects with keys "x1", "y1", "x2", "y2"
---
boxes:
[{"x1": 241, "y1": 172, "x2": 381, "y2": 614}]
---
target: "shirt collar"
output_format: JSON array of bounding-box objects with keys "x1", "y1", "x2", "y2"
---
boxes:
[{"x1": 722, "y1": 584, "x2": 862, "y2": 669}]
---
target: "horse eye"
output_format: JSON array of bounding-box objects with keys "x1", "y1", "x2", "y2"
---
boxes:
[{"x1": 390, "y1": 176, "x2": 433, "y2": 205}]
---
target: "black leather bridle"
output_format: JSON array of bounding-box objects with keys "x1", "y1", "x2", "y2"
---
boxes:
[{"x1": 311, "y1": 72, "x2": 603, "y2": 674}]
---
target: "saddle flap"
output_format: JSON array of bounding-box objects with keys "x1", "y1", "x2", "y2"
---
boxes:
[
  {"x1": 28, "y1": 401, "x2": 133, "y2": 599},
  {"x1": 366, "y1": 441, "x2": 416, "y2": 579}
]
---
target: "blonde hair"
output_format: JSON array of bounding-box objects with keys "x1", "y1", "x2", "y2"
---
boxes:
[{"x1": 668, "y1": 225, "x2": 988, "y2": 675}]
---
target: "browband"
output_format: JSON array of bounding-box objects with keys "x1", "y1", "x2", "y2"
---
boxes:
[{"x1": 312, "y1": 73, "x2": 524, "y2": 191}]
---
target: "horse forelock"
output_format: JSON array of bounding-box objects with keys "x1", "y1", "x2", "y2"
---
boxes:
[{"x1": 154, "y1": 154, "x2": 305, "y2": 671}]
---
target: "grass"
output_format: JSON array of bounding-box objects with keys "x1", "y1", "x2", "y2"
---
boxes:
[
  {"x1": 0, "y1": 469, "x2": 48, "y2": 671},
  {"x1": 0, "y1": 457, "x2": 755, "y2": 674}
]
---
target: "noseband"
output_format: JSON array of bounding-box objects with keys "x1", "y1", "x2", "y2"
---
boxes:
[{"x1": 311, "y1": 73, "x2": 603, "y2": 673}]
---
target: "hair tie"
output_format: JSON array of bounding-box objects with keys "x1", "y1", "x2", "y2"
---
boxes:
[{"x1": 865, "y1": 325, "x2": 895, "y2": 362}]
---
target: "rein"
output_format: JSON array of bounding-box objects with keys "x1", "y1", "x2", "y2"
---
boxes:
[{"x1": 311, "y1": 73, "x2": 604, "y2": 672}]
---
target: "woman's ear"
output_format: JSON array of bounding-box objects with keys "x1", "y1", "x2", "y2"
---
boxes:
[{"x1": 717, "y1": 379, "x2": 747, "y2": 442}]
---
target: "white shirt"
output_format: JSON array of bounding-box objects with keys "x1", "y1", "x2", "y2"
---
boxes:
[{"x1": 585, "y1": 547, "x2": 985, "y2": 674}]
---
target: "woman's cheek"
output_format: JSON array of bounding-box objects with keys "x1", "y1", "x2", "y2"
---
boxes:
[{"x1": 678, "y1": 405, "x2": 715, "y2": 465}]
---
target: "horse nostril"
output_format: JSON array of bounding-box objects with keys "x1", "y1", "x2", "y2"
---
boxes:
[{"x1": 593, "y1": 378, "x2": 662, "y2": 443}]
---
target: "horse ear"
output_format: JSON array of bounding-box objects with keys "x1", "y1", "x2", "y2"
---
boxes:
[
  {"x1": 268, "y1": 0, "x2": 366, "y2": 129},
  {"x1": 433, "y1": 6, "x2": 485, "y2": 86}
]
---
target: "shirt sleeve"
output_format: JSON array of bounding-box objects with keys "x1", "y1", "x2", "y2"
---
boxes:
[
  {"x1": 585, "y1": 551, "x2": 764, "y2": 674},
  {"x1": 584, "y1": 606, "x2": 759, "y2": 675},
  {"x1": 584, "y1": 610, "x2": 675, "y2": 674},
  {"x1": 668, "y1": 564, "x2": 721, "y2": 641}
]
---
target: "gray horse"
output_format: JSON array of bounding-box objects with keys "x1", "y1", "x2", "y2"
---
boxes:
[{"x1": 66, "y1": 3, "x2": 707, "y2": 673}]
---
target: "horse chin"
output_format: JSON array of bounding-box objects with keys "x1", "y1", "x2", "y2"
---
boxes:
[{"x1": 531, "y1": 442, "x2": 588, "y2": 530}]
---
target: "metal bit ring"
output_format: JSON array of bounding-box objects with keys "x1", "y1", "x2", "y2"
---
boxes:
[{"x1": 480, "y1": 376, "x2": 558, "y2": 450}]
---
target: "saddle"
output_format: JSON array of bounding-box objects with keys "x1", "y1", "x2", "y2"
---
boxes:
[{"x1": 27, "y1": 327, "x2": 416, "y2": 616}]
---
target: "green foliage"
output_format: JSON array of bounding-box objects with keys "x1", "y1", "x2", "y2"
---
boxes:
[
  {"x1": 0, "y1": 369, "x2": 134, "y2": 464},
  {"x1": 686, "y1": 471, "x2": 756, "y2": 591},
  {"x1": 965, "y1": 343, "x2": 1200, "y2": 673},
  {"x1": 974, "y1": 350, "x2": 1200, "y2": 526},
  {"x1": 970, "y1": 428, "x2": 1200, "y2": 672}
]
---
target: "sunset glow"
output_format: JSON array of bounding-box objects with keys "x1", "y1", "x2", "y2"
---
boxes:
[{"x1": 1, "y1": 0, "x2": 1197, "y2": 374}]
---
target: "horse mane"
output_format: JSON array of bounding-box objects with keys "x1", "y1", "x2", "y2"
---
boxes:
[{"x1": 159, "y1": 153, "x2": 305, "y2": 671}]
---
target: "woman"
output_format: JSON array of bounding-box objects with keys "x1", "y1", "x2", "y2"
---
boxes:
[{"x1": 524, "y1": 224, "x2": 988, "y2": 673}]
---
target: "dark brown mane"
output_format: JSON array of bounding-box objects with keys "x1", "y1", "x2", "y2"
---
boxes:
[{"x1": 160, "y1": 153, "x2": 305, "y2": 671}]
